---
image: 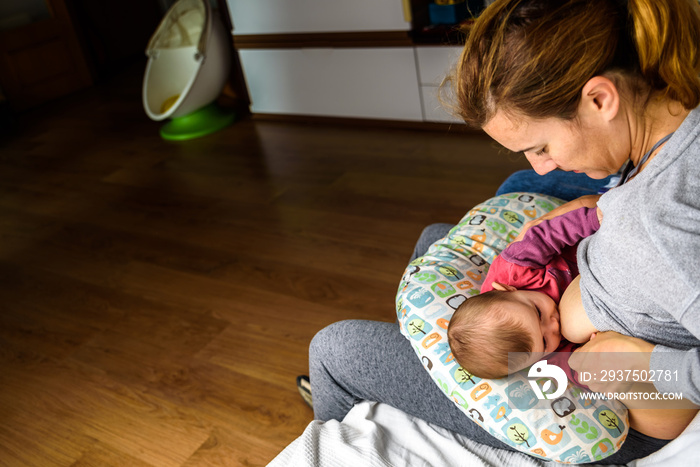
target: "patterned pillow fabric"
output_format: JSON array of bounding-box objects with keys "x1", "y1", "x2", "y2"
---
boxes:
[{"x1": 396, "y1": 193, "x2": 629, "y2": 464}]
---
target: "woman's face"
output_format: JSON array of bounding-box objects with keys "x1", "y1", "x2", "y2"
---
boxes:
[{"x1": 482, "y1": 110, "x2": 627, "y2": 179}]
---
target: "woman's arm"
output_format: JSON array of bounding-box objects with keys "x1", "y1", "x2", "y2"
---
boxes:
[
  {"x1": 568, "y1": 331, "x2": 655, "y2": 392},
  {"x1": 568, "y1": 332, "x2": 699, "y2": 438}
]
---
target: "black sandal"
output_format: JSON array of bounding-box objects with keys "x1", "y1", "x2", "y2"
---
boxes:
[{"x1": 296, "y1": 375, "x2": 313, "y2": 409}]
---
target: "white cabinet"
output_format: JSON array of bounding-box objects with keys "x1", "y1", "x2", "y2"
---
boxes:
[
  {"x1": 225, "y1": 2, "x2": 468, "y2": 124},
  {"x1": 239, "y1": 47, "x2": 423, "y2": 121},
  {"x1": 226, "y1": 0, "x2": 409, "y2": 35},
  {"x1": 415, "y1": 46, "x2": 464, "y2": 123}
]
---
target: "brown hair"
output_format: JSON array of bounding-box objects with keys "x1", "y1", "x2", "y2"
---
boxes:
[
  {"x1": 446, "y1": 0, "x2": 700, "y2": 127},
  {"x1": 447, "y1": 291, "x2": 533, "y2": 379}
]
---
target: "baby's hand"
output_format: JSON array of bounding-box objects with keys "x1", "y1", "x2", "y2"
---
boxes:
[{"x1": 596, "y1": 206, "x2": 603, "y2": 225}]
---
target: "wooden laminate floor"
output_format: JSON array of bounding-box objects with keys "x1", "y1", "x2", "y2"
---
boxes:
[{"x1": 0, "y1": 64, "x2": 531, "y2": 466}]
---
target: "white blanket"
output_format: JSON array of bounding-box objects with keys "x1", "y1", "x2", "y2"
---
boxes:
[{"x1": 268, "y1": 402, "x2": 700, "y2": 467}]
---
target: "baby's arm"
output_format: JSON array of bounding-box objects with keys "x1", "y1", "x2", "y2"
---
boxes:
[
  {"x1": 514, "y1": 195, "x2": 601, "y2": 242},
  {"x1": 503, "y1": 207, "x2": 601, "y2": 268},
  {"x1": 559, "y1": 275, "x2": 598, "y2": 343}
]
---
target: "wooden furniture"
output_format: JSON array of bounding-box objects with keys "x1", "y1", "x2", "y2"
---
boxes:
[
  {"x1": 224, "y1": 0, "x2": 467, "y2": 124},
  {"x1": 0, "y1": 0, "x2": 164, "y2": 111},
  {"x1": 0, "y1": 0, "x2": 92, "y2": 111}
]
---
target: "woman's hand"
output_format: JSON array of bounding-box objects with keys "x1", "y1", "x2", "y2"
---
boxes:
[{"x1": 568, "y1": 331, "x2": 655, "y2": 394}]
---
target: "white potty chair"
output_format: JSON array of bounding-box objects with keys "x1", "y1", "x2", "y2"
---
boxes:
[{"x1": 142, "y1": 0, "x2": 235, "y2": 140}]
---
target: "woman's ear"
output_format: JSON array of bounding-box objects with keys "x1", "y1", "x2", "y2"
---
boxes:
[
  {"x1": 580, "y1": 75, "x2": 620, "y2": 123},
  {"x1": 492, "y1": 282, "x2": 517, "y2": 292}
]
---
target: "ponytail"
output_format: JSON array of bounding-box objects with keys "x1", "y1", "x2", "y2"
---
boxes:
[{"x1": 629, "y1": 0, "x2": 700, "y2": 109}]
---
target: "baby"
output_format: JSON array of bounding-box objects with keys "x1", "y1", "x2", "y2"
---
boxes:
[{"x1": 447, "y1": 206, "x2": 602, "y2": 380}]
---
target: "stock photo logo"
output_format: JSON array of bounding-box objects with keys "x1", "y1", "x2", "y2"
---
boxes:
[{"x1": 528, "y1": 360, "x2": 568, "y2": 400}]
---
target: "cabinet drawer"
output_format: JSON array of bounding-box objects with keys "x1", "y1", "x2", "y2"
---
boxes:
[
  {"x1": 415, "y1": 46, "x2": 463, "y2": 86},
  {"x1": 420, "y1": 85, "x2": 463, "y2": 124},
  {"x1": 239, "y1": 48, "x2": 422, "y2": 121},
  {"x1": 227, "y1": 0, "x2": 409, "y2": 35}
]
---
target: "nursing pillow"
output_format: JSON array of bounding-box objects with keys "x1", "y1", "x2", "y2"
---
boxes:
[{"x1": 396, "y1": 193, "x2": 629, "y2": 464}]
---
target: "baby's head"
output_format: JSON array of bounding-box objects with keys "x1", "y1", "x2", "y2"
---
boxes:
[{"x1": 447, "y1": 283, "x2": 562, "y2": 379}]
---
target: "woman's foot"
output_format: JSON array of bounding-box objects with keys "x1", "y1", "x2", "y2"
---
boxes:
[{"x1": 297, "y1": 375, "x2": 313, "y2": 408}]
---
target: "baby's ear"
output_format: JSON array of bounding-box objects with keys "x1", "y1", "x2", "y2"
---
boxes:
[{"x1": 491, "y1": 282, "x2": 517, "y2": 292}]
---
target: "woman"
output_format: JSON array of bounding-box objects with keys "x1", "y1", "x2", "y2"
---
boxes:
[{"x1": 307, "y1": 0, "x2": 700, "y2": 462}]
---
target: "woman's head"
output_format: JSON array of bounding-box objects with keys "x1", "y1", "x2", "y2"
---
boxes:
[{"x1": 449, "y1": 0, "x2": 700, "y2": 128}]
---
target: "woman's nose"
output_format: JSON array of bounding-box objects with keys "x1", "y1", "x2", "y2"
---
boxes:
[{"x1": 526, "y1": 154, "x2": 558, "y2": 175}]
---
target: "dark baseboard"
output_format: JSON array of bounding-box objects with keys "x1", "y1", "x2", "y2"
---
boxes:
[
  {"x1": 248, "y1": 112, "x2": 481, "y2": 134},
  {"x1": 233, "y1": 31, "x2": 414, "y2": 49}
]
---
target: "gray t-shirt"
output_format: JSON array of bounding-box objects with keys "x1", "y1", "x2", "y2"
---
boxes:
[{"x1": 578, "y1": 106, "x2": 700, "y2": 402}]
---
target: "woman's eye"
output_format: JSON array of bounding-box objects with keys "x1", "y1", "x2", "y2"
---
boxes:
[
  {"x1": 535, "y1": 147, "x2": 547, "y2": 156},
  {"x1": 535, "y1": 306, "x2": 541, "y2": 318}
]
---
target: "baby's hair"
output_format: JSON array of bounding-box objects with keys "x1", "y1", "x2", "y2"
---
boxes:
[{"x1": 447, "y1": 291, "x2": 533, "y2": 379}]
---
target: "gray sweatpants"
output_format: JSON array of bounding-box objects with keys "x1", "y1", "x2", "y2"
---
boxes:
[{"x1": 308, "y1": 223, "x2": 668, "y2": 465}]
